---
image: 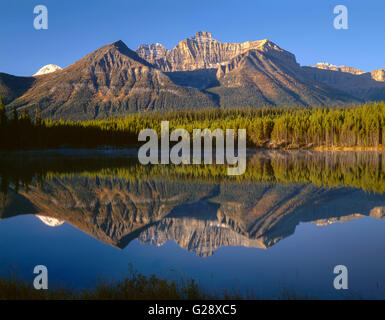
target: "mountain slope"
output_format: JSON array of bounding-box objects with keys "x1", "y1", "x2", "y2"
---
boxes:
[
  {"x1": 0, "y1": 73, "x2": 35, "y2": 104},
  {"x1": 7, "y1": 41, "x2": 217, "y2": 120},
  {"x1": 303, "y1": 64, "x2": 385, "y2": 101},
  {"x1": 209, "y1": 44, "x2": 358, "y2": 106}
]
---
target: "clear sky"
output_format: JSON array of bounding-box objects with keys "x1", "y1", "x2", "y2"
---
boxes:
[{"x1": 1, "y1": 0, "x2": 384, "y2": 76}]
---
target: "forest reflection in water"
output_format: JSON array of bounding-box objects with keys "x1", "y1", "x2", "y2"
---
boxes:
[{"x1": 0, "y1": 149, "x2": 384, "y2": 256}]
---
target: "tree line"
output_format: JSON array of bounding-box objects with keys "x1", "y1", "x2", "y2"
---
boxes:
[
  {"x1": 1, "y1": 150, "x2": 385, "y2": 208},
  {"x1": 1, "y1": 95, "x2": 385, "y2": 150}
]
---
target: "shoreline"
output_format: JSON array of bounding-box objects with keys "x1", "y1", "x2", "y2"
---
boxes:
[
  {"x1": 1, "y1": 145, "x2": 385, "y2": 154},
  {"x1": 313, "y1": 146, "x2": 385, "y2": 151}
]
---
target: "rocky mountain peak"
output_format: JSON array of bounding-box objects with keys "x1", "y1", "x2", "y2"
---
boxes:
[
  {"x1": 137, "y1": 42, "x2": 168, "y2": 61},
  {"x1": 74, "y1": 40, "x2": 153, "y2": 71},
  {"x1": 371, "y1": 69, "x2": 385, "y2": 82},
  {"x1": 100, "y1": 40, "x2": 137, "y2": 57},
  {"x1": 135, "y1": 31, "x2": 293, "y2": 72},
  {"x1": 192, "y1": 31, "x2": 214, "y2": 42}
]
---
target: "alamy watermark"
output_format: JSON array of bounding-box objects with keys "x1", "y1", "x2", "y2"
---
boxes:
[
  {"x1": 138, "y1": 121, "x2": 247, "y2": 176},
  {"x1": 33, "y1": 5, "x2": 48, "y2": 30},
  {"x1": 33, "y1": 265, "x2": 48, "y2": 290},
  {"x1": 333, "y1": 265, "x2": 348, "y2": 290},
  {"x1": 334, "y1": 5, "x2": 348, "y2": 30}
]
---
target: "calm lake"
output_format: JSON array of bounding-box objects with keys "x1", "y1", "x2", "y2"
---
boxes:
[{"x1": 1, "y1": 149, "x2": 385, "y2": 299}]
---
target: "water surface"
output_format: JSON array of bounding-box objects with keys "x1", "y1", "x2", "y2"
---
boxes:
[{"x1": 1, "y1": 150, "x2": 385, "y2": 299}]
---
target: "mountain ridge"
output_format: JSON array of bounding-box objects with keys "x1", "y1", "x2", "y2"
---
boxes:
[
  {"x1": 2, "y1": 31, "x2": 385, "y2": 119},
  {"x1": 4, "y1": 39, "x2": 217, "y2": 119},
  {"x1": 1, "y1": 175, "x2": 385, "y2": 257}
]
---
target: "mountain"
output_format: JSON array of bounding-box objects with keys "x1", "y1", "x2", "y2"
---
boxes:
[
  {"x1": 33, "y1": 64, "x2": 63, "y2": 76},
  {"x1": 137, "y1": 31, "x2": 282, "y2": 72},
  {"x1": 207, "y1": 44, "x2": 355, "y2": 106},
  {"x1": 5, "y1": 40, "x2": 217, "y2": 120},
  {"x1": 3, "y1": 32, "x2": 385, "y2": 119},
  {"x1": 304, "y1": 63, "x2": 385, "y2": 101},
  {"x1": 1, "y1": 170, "x2": 385, "y2": 256},
  {"x1": 138, "y1": 32, "x2": 358, "y2": 106},
  {"x1": 312, "y1": 62, "x2": 365, "y2": 75},
  {"x1": 371, "y1": 69, "x2": 385, "y2": 82},
  {"x1": 0, "y1": 73, "x2": 35, "y2": 104},
  {"x1": 1, "y1": 150, "x2": 385, "y2": 256}
]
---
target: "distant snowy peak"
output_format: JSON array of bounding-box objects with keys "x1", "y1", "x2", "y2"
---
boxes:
[
  {"x1": 36, "y1": 215, "x2": 65, "y2": 227},
  {"x1": 33, "y1": 64, "x2": 62, "y2": 76}
]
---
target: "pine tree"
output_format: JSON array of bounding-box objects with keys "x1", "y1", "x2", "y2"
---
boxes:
[
  {"x1": 0, "y1": 95, "x2": 7, "y2": 127},
  {"x1": 12, "y1": 106, "x2": 18, "y2": 122},
  {"x1": 35, "y1": 107, "x2": 42, "y2": 125},
  {"x1": 21, "y1": 107, "x2": 31, "y2": 122}
]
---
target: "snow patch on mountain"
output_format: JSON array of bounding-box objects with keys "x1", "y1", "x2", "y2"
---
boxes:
[
  {"x1": 36, "y1": 215, "x2": 65, "y2": 227},
  {"x1": 33, "y1": 64, "x2": 63, "y2": 76}
]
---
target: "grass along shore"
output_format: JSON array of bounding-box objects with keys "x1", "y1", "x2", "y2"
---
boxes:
[{"x1": 0, "y1": 269, "x2": 313, "y2": 300}]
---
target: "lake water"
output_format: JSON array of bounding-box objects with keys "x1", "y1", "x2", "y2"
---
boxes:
[{"x1": 1, "y1": 150, "x2": 385, "y2": 299}]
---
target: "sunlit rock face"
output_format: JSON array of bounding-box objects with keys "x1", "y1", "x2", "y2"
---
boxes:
[
  {"x1": 313, "y1": 63, "x2": 365, "y2": 75},
  {"x1": 136, "y1": 31, "x2": 296, "y2": 72},
  {"x1": 136, "y1": 43, "x2": 168, "y2": 63},
  {"x1": 313, "y1": 63, "x2": 385, "y2": 83},
  {"x1": 371, "y1": 69, "x2": 385, "y2": 82}
]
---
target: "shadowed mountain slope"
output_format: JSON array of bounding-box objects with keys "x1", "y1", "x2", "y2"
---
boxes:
[{"x1": 0, "y1": 73, "x2": 35, "y2": 105}]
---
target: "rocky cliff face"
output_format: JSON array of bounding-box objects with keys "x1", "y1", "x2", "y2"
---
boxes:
[
  {"x1": 136, "y1": 43, "x2": 168, "y2": 63},
  {"x1": 137, "y1": 31, "x2": 296, "y2": 72},
  {"x1": 135, "y1": 32, "x2": 357, "y2": 106},
  {"x1": 313, "y1": 63, "x2": 365, "y2": 75},
  {"x1": 313, "y1": 63, "x2": 385, "y2": 82},
  {"x1": 371, "y1": 69, "x2": 385, "y2": 82}
]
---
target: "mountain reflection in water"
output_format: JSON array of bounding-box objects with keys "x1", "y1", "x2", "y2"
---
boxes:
[{"x1": 1, "y1": 150, "x2": 385, "y2": 257}]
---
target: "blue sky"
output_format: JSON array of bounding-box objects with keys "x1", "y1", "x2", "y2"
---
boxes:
[{"x1": 0, "y1": 0, "x2": 384, "y2": 76}]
